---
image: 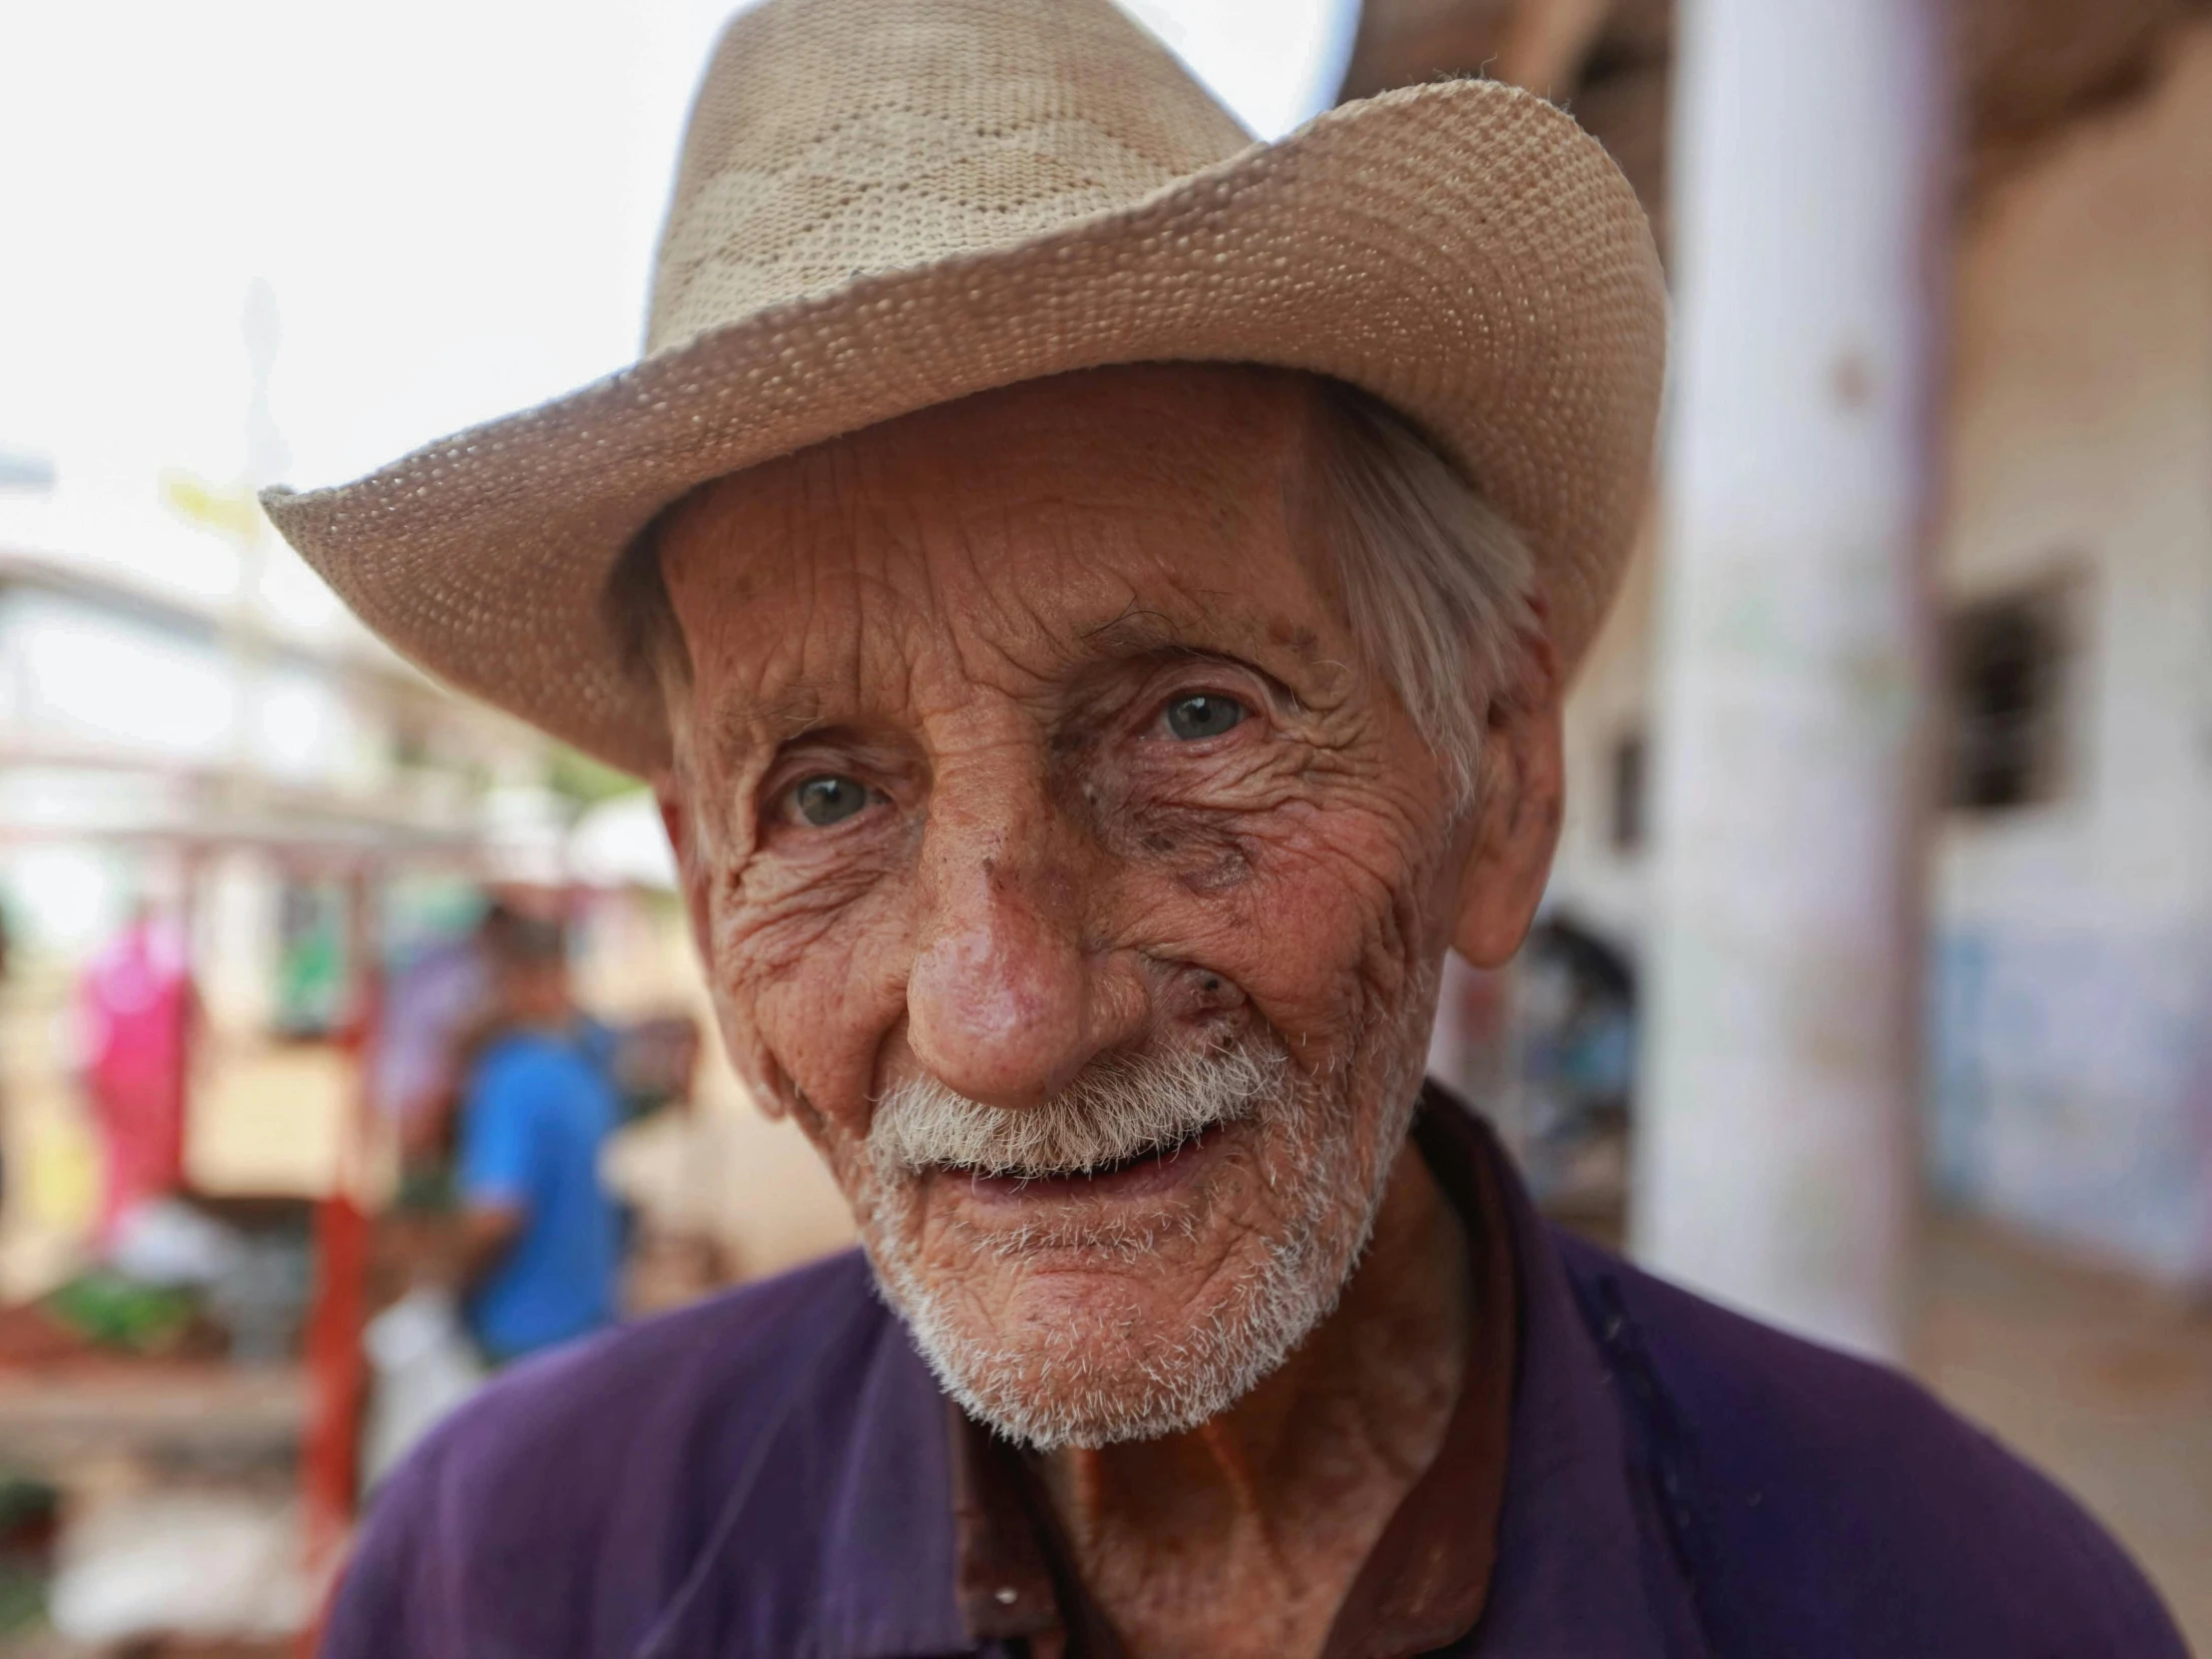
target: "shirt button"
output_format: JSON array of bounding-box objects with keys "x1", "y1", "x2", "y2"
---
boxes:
[{"x1": 994, "y1": 1586, "x2": 1019, "y2": 1606}]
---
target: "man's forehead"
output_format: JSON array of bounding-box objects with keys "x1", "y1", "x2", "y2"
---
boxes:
[
  {"x1": 658, "y1": 363, "x2": 1323, "y2": 556},
  {"x1": 656, "y1": 365, "x2": 1347, "y2": 722}
]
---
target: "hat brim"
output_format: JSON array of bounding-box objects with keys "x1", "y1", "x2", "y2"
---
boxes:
[{"x1": 263, "y1": 77, "x2": 1665, "y2": 775}]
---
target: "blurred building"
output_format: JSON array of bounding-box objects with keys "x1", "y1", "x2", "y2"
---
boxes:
[
  {"x1": 0, "y1": 485, "x2": 555, "y2": 915},
  {"x1": 0, "y1": 444, "x2": 573, "y2": 1273},
  {"x1": 0, "y1": 442, "x2": 854, "y2": 1293},
  {"x1": 1359, "y1": 0, "x2": 2212, "y2": 1286}
]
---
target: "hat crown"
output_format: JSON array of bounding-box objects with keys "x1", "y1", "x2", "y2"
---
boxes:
[{"x1": 648, "y1": 0, "x2": 1252, "y2": 355}]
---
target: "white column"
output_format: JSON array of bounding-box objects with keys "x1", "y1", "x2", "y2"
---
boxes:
[{"x1": 1633, "y1": 0, "x2": 1947, "y2": 1358}]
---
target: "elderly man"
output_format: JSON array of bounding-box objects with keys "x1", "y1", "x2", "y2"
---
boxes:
[{"x1": 272, "y1": 2, "x2": 2183, "y2": 1654}]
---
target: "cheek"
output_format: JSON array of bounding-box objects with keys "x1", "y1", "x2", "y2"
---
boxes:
[
  {"x1": 1162, "y1": 800, "x2": 1454, "y2": 1054},
  {"x1": 700, "y1": 846, "x2": 914, "y2": 1160}
]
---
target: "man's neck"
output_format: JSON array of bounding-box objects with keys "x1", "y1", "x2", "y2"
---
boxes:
[{"x1": 1036, "y1": 1134, "x2": 1472, "y2": 1659}]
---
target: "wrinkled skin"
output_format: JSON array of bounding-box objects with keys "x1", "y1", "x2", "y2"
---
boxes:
[{"x1": 653, "y1": 364, "x2": 1564, "y2": 1657}]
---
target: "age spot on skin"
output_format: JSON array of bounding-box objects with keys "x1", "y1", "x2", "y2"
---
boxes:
[{"x1": 1178, "y1": 843, "x2": 1253, "y2": 897}]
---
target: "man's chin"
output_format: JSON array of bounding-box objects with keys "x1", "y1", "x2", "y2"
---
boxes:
[
  {"x1": 867, "y1": 1215, "x2": 1350, "y2": 1451},
  {"x1": 905, "y1": 1297, "x2": 1300, "y2": 1451}
]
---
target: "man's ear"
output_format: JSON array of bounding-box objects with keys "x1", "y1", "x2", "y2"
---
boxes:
[{"x1": 1450, "y1": 633, "x2": 1566, "y2": 968}]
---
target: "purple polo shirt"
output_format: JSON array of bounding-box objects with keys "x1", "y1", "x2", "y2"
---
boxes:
[{"x1": 327, "y1": 1090, "x2": 2185, "y2": 1657}]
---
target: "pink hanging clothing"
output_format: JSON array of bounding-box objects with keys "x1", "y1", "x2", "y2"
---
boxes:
[{"x1": 79, "y1": 918, "x2": 192, "y2": 1240}]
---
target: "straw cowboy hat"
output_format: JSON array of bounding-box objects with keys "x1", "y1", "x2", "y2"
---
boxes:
[{"x1": 262, "y1": 0, "x2": 1666, "y2": 775}]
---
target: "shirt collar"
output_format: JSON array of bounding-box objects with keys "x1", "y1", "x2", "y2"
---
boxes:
[
  {"x1": 1463, "y1": 1088, "x2": 1703, "y2": 1655},
  {"x1": 1315, "y1": 1096, "x2": 1522, "y2": 1655}
]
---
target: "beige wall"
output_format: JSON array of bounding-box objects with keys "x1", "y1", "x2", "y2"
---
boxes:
[
  {"x1": 1943, "y1": 27, "x2": 2212, "y2": 927},
  {"x1": 1927, "y1": 25, "x2": 2212, "y2": 1277},
  {"x1": 1548, "y1": 23, "x2": 2212, "y2": 1277}
]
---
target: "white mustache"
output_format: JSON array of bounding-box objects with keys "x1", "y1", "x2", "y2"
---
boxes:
[{"x1": 867, "y1": 1039, "x2": 1286, "y2": 1183}]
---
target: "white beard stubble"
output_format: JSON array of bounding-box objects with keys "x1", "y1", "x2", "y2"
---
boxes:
[{"x1": 858, "y1": 988, "x2": 1435, "y2": 1450}]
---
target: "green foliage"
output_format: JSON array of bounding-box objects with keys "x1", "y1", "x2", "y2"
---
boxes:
[{"x1": 43, "y1": 1271, "x2": 198, "y2": 1355}]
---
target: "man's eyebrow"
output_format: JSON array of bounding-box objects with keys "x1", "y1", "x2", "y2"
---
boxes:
[
  {"x1": 1078, "y1": 601, "x2": 1308, "y2": 686},
  {"x1": 1077, "y1": 605, "x2": 1187, "y2": 656},
  {"x1": 710, "y1": 683, "x2": 826, "y2": 764},
  {"x1": 1078, "y1": 604, "x2": 1287, "y2": 668}
]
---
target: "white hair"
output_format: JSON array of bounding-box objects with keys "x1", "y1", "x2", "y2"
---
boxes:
[
  {"x1": 1311, "y1": 380, "x2": 1536, "y2": 804},
  {"x1": 869, "y1": 1041, "x2": 1278, "y2": 1184}
]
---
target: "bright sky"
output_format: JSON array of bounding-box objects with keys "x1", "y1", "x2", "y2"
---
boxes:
[{"x1": 0, "y1": 0, "x2": 1358, "y2": 630}]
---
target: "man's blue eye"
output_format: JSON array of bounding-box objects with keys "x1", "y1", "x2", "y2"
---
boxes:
[
  {"x1": 1164, "y1": 694, "x2": 1246, "y2": 741},
  {"x1": 792, "y1": 775, "x2": 869, "y2": 827}
]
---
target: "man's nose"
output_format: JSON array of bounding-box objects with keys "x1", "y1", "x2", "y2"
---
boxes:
[{"x1": 905, "y1": 802, "x2": 1145, "y2": 1111}]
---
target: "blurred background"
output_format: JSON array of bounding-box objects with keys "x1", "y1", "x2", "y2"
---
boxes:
[{"x1": 0, "y1": 0, "x2": 2206, "y2": 1651}]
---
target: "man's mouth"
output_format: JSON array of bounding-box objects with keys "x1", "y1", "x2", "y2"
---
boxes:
[{"x1": 947, "y1": 1119, "x2": 1238, "y2": 1205}]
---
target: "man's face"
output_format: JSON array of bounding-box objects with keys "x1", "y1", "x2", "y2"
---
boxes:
[
  {"x1": 496, "y1": 956, "x2": 571, "y2": 1029},
  {"x1": 657, "y1": 365, "x2": 1492, "y2": 1446}
]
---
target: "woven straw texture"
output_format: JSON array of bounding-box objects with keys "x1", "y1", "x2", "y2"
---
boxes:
[{"x1": 262, "y1": 0, "x2": 1667, "y2": 775}]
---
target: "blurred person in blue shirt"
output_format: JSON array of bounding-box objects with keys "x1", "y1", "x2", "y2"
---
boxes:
[{"x1": 455, "y1": 914, "x2": 620, "y2": 1364}]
